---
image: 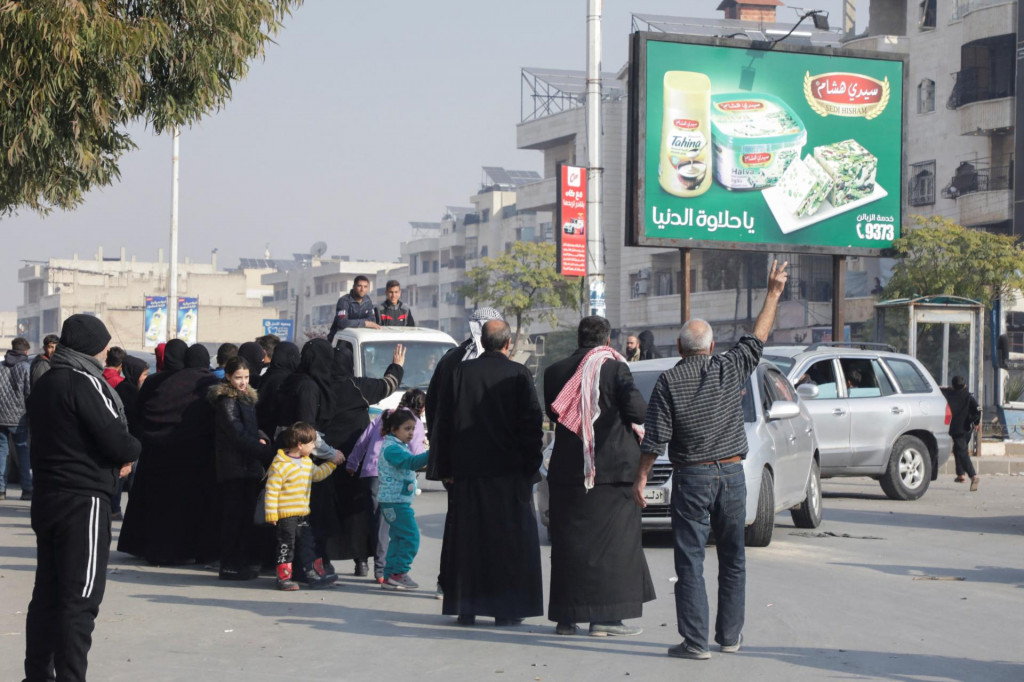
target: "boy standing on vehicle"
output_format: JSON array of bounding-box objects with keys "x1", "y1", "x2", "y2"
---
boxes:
[{"x1": 376, "y1": 280, "x2": 415, "y2": 327}]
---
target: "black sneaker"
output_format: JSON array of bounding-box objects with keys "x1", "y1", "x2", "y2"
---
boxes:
[
  {"x1": 720, "y1": 634, "x2": 742, "y2": 653},
  {"x1": 354, "y1": 560, "x2": 369, "y2": 577},
  {"x1": 667, "y1": 642, "x2": 711, "y2": 660}
]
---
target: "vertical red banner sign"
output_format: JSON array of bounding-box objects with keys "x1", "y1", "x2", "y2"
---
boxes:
[{"x1": 557, "y1": 164, "x2": 587, "y2": 277}]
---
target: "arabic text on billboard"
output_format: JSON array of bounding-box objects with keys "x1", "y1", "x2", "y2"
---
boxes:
[
  {"x1": 262, "y1": 319, "x2": 294, "y2": 342},
  {"x1": 557, "y1": 164, "x2": 588, "y2": 277},
  {"x1": 629, "y1": 36, "x2": 904, "y2": 255}
]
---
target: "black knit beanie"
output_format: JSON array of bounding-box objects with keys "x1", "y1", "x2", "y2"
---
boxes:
[{"x1": 59, "y1": 314, "x2": 111, "y2": 356}]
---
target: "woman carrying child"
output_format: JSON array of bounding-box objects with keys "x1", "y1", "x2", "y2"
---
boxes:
[
  {"x1": 377, "y1": 409, "x2": 430, "y2": 590},
  {"x1": 265, "y1": 422, "x2": 346, "y2": 590}
]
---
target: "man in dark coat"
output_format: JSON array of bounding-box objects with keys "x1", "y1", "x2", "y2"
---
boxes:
[
  {"x1": 24, "y1": 315, "x2": 141, "y2": 682},
  {"x1": 433, "y1": 319, "x2": 544, "y2": 626},
  {"x1": 543, "y1": 316, "x2": 655, "y2": 636},
  {"x1": 327, "y1": 275, "x2": 380, "y2": 343},
  {"x1": 941, "y1": 375, "x2": 982, "y2": 490},
  {"x1": 375, "y1": 280, "x2": 415, "y2": 327}
]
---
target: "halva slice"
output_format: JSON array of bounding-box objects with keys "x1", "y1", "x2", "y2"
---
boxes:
[
  {"x1": 801, "y1": 155, "x2": 834, "y2": 216},
  {"x1": 777, "y1": 156, "x2": 818, "y2": 217},
  {"x1": 813, "y1": 139, "x2": 877, "y2": 208}
]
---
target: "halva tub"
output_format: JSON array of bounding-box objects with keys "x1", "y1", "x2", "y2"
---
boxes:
[{"x1": 710, "y1": 93, "x2": 806, "y2": 191}]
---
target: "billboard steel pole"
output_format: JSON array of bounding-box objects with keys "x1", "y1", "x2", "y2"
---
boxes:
[
  {"x1": 586, "y1": 0, "x2": 604, "y2": 317},
  {"x1": 168, "y1": 126, "x2": 180, "y2": 340}
]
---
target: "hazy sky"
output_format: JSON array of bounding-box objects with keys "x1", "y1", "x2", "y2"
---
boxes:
[{"x1": 2, "y1": 0, "x2": 859, "y2": 310}]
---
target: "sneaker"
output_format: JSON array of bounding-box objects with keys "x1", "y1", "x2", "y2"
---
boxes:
[
  {"x1": 312, "y1": 558, "x2": 338, "y2": 582},
  {"x1": 434, "y1": 581, "x2": 444, "y2": 599},
  {"x1": 376, "y1": 576, "x2": 385, "y2": 585},
  {"x1": 305, "y1": 569, "x2": 335, "y2": 589},
  {"x1": 667, "y1": 642, "x2": 711, "y2": 660},
  {"x1": 276, "y1": 563, "x2": 299, "y2": 591},
  {"x1": 589, "y1": 621, "x2": 643, "y2": 637},
  {"x1": 720, "y1": 634, "x2": 742, "y2": 653},
  {"x1": 0, "y1": 491, "x2": 6, "y2": 501},
  {"x1": 20, "y1": 490, "x2": 32, "y2": 501},
  {"x1": 354, "y1": 560, "x2": 369, "y2": 577},
  {"x1": 555, "y1": 622, "x2": 579, "y2": 636},
  {"x1": 383, "y1": 573, "x2": 419, "y2": 590},
  {"x1": 970, "y1": 476, "x2": 980, "y2": 492}
]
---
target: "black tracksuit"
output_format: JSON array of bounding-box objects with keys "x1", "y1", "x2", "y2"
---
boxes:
[{"x1": 24, "y1": 363, "x2": 140, "y2": 682}]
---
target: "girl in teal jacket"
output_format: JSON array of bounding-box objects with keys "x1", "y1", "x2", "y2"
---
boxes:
[{"x1": 378, "y1": 409, "x2": 430, "y2": 590}]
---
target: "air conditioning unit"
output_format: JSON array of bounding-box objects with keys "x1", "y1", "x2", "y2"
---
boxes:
[{"x1": 634, "y1": 280, "x2": 649, "y2": 296}]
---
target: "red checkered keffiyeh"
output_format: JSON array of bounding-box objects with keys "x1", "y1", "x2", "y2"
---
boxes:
[{"x1": 551, "y1": 346, "x2": 645, "y2": 490}]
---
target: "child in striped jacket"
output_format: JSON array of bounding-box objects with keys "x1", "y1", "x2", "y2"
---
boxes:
[{"x1": 265, "y1": 422, "x2": 345, "y2": 590}]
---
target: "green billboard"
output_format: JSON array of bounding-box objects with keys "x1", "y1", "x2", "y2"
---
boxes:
[{"x1": 626, "y1": 34, "x2": 905, "y2": 255}]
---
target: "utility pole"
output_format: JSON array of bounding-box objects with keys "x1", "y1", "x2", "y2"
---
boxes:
[
  {"x1": 168, "y1": 127, "x2": 180, "y2": 340},
  {"x1": 586, "y1": 0, "x2": 604, "y2": 317}
]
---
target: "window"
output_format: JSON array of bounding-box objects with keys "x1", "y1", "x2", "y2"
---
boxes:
[
  {"x1": 763, "y1": 368, "x2": 797, "y2": 413},
  {"x1": 839, "y1": 358, "x2": 894, "y2": 398},
  {"x1": 917, "y1": 79, "x2": 935, "y2": 113},
  {"x1": 798, "y1": 360, "x2": 839, "y2": 399},
  {"x1": 909, "y1": 161, "x2": 936, "y2": 206},
  {"x1": 885, "y1": 359, "x2": 932, "y2": 393},
  {"x1": 919, "y1": 0, "x2": 936, "y2": 29}
]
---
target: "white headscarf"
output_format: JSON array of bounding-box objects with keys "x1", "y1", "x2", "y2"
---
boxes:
[{"x1": 463, "y1": 307, "x2": 505, "y2": 361}]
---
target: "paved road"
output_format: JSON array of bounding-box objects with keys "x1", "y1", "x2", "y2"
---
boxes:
[{"x1": 1, "y1": 474, "x2": 1022, "y2": 681}]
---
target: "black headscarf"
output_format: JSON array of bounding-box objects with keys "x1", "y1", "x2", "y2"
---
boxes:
[
  {"x1": 185, "y1": 344, "x2": 211, "y2": 370},
  {"x1": 121, "y1": 355, "x2": 149, "y2": 388},
  {"x1": 331, "y1": 343, "x2": 355, "y2": 381},
  {"x1": 301, "y1": 338, "x2": 335, "y2": 415},
  {"x1": 163, "y1": 339, "x2": 188, "y2": 372},
  {"x1": 267, "y1": 342, "x2": 300, "y2": 374},
  {"x1": 238, "y1": 342, "x2": 266, "y2": 389},
  {"x1": 256, "y1": 341, "x2": 301, "y2": 436}
]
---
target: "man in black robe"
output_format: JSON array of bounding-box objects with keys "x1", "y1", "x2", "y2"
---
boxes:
[
  {"x1": 433, "y1": 319, "x2": 544, "y2": 626},
  {"x1": 544, "y1": 316, "x2": 655, "y2": 636}
]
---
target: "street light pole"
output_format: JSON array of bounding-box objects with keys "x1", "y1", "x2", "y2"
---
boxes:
[
  {"x1": 586, "y1": 0, "x2": 604, "y2": 317},
  {"x1": 168, "y1": 126, "x2": 180, "y2": 340}
]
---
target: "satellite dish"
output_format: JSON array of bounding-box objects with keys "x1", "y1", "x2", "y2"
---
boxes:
[{"x1": 310, "y1": 241, "x2": 328, "y2": 258}]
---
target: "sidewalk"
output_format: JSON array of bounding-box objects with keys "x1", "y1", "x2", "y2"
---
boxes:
[{"x1": 939, "y1": 440, "x2": 1024, "y2": 475}]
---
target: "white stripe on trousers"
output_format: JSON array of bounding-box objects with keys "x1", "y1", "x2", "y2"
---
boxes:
[{"x1": 83, "y1": 497, "x2": 99, "y2": 598}]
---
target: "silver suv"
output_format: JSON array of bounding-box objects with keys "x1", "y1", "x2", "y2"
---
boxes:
[{"x1": 762, "y1": 343, "x2": 952, "y2": 501}]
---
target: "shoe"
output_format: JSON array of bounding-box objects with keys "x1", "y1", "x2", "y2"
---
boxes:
[
  {"x1": 435, "y1": 581, "x2": 444, "y2": 599},
  {"x1": 219, "y1": 566, "x2": 258, "y2": 581},
  {"x1": 970, "y1": 476, "x2": 980, "y2": 492},
  {"x1": 457, "y1": 615, "x2": 476, "y2": 626},
  {"x1": 305, "y1": 569, "x2": 335, "y2": 589},
  {"x1": 555, "y1": 622, "x2": 579, "y2": 636},
  {"x1": 354, "y1": 559, "x2": 369, "y2": 577},
  {"x1": 0, "y1": 491, "x2": 6, "y2": 500},
  {"x1": 20, "y1": 490, "x2": 32, "y2": 501},
  {"x1": 667, "y1": 642, "x2": 711, "y2": 660},
  {"x1": 383, "y1": 573, "x2": 419, "y2": 590},
  {"x1": 720, "y1": 634, "x2": 742, "y2": 653},
  {"x1": 954, "y1": 475, "x2": 966, "y2": 483},
  {"x1": 495, "y1": 618, "x2": 523, "y2": 627},
  {"x1": 276, "y1": 563, "x2": 299, "y2": 591},
  {"x1": 110, "y1": 512, "x2": 123, "y2": 521},
  {"x1": 376, "y1": 576, "x2": 385, "y2": 584},
  {"x1": 312, "y1": 558, "x2": 338, "y2": 582},
  {"x1": 589, "y1": 621, "x2": 643, "y2": 637}
]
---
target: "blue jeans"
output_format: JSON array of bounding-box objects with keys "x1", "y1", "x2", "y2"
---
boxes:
[
  {"x1": 670, "y1": 460, "x2": 746, "y2": 651},
  {"x1": 381, "y1": 502, "x2": 418, "y2": 576},
  {"x1": 0, "y1": 417, "x2": 32, "y2": 494}
]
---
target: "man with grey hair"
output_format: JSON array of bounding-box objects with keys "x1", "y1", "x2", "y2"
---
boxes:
[
  {"x1": 433, "y1": 319, "x2": 545, "y2": 626},
  {"x1": 635, "y1": 260, "x2": 788, "y2": 661}
]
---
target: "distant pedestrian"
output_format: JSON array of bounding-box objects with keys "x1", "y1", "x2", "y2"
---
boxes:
[
  {"x1": 0, "y1": 336, "x2": 33, "y2": 501},
  {"x1": 636, "y1": 260, "x2": 788, "y2": 660},
  {"x1": 111, "y1": 355, "x2": 149, "y2": 520},
  {"x1": 23, "y1": 314, "x2": 140, "y2": 682},
  {"x1": 256, "y1": 334, "x2": 280, "y2": 362},
  {"x1": 624, "y1": 334, "x2": 641, "y2": 362},
  {"x1": 327, "y1": 275, "x2": 380, "y2": 344},
  {"x1": 544, "y1": 316, "x2": 654, "y2": 637},
  {"x1": 638, "y1": 330, "x2": 657, "y2": 360},
  {"x1": 377, "y1": 408, "x2": 431, "y2": 590},
  {"x1": 214, "y1": 343, "x2": 239, "y2": 380},
  {"x1": 29, "y1": 334, "x2": 59, "y2": 387},
  {"x1": 256, "y1": 341, "x2": 300, "y2": 437},
  {"x1": 264, "y1": 422, "x2": 344, "y2": 590},
  {"x1": 237, "y1": 342, "x2": 266, "y2": 389},
  {"x1": 376, "y1": 280, "x2": 416, "y2": 327},
  {"x1": 942, "y1": 375, "x2": 982, "y2": 491},
  {"x1": 103, "y1": 346, "x2": 126, "y2": 388}
]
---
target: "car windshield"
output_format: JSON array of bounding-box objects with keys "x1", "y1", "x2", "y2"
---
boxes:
[
  {"x1": 762, "y1": 354, "x2": 795, "y2": 373},
  {"x1": 360, "y1": 341, "x2": 453, "y2": 390},
  {"x1": 631, "y1": 367, "x2": 756, "y2": 423}
]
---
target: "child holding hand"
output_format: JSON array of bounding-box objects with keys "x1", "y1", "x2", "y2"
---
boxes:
[
  {"x1": 378, "y1": 409, "x2": 430, "y2": 590},
  {"x1": 265, "y1": 422, "x2": 345, "y2": 591}
]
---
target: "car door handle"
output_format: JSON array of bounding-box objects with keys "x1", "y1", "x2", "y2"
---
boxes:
[
  {"x1": 805, "y1": 426, "x2": 814, "y2": 434},
  {"x1": 832, "y1": 409, "x2": 846, "y2": 416},
  {"x1": 891, "y1": 407, "x2": 904, "y2": 415},
  {"x1": 788, "y1": 434, "x2": 797, "y2": 443}
]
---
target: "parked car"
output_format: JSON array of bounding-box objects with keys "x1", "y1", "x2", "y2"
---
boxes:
[
  {"x1": 762, "y1": 343, "x2": 953, "y2": 501},
  {"x1": 333, "y1": 326, "x2": 457, "y2": 414},
  {"x1": 535, "y1": 357, "x2": 822, "y2": 547}
]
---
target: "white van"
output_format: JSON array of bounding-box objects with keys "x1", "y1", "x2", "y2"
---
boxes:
[{"x1": 333, "y1": 326, "x2": 458, "y2": 414}]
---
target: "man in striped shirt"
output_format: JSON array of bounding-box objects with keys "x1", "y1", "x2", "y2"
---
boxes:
[{"x1": 635, "y1": 260, "x2": 788, "y2": 661}]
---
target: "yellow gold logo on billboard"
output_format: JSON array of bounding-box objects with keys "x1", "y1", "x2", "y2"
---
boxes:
[{"x1": 803, "y1": 72, "x2": 890, "y2": 120}]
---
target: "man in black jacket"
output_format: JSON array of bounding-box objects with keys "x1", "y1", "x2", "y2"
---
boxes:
[
  {"x1": 941, "y1": 375, "x2": 982, "y2": 490},
  {"x1": 544, "y1": 316, "x2": 654, "y2": 637},
  {"x1": 326, "y1": 276, "x2": 380, "y2": 344},
  {"x1": 23, "y1": 315, "x2": 141, "y2": 682}
]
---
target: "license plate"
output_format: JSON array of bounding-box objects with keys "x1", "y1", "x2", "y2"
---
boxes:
[{"x1": 643, "y1": 488, "x2": 667, "y2": 505}]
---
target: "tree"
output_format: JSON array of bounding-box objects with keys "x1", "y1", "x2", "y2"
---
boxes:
[
  {"x1": 0, "y1": 0, "x2": 299, "y2": 216},
  {"x1": 459, "y1": 241, "x2": 581, "y2": 352},
  {"x1": 885, "y1": 215, "x2": 1024, "y2": 308}
]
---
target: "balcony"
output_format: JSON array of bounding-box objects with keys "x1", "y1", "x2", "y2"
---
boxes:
[
  {"x1": 840, "y1": 34, "x2": 909, "y2": 54},
  {"x1": 19, "y1": 264, "x2": 43, "y2": 282},
  {"x1": 941, "y1": 159, "x2": 1014, "y2": 226},
  {"x1": 953, "y1": 1, "x2": 1017, "y2": 43},
  {"x1": 947, "y1": 66, "x2": 1014, "y2": 110},
  {"x1": 959, "y1": 96, "x2": 1014, "y2": 135},
  {"x1": 515, "y1": 176, "x2": 557, "y2": 212}
]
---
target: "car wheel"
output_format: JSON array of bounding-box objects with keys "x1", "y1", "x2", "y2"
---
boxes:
[
  {"x1": 879, "y1": 435, "x2": 932, "y2": 501},
  {"x1": 790, "y1": 459, "x2": 822, "y2": 529},
  {"x1": 744, "y1": 468, "x2": 774, "y2": 548}
]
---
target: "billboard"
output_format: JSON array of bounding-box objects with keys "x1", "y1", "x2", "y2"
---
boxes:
[
  {"x1": 144, "y1": 296, "x2": 167, "y2": 348},
  {"x1": 262, "y1": 319, "x2": 295, "y2": 342},
  {"x1": 556, "y1": 164, "x2": 587, "y2": 277},
  {"x1": 177, "y1": 297, "x2": 199, "y2": 345},
  {"x1": 627, "y1": 34, "x2": 905, "y2": 256}
]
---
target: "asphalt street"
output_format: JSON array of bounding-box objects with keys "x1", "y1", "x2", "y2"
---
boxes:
[{"x1": 1, "y1": 474, "x2": 1022, "y2": 682}]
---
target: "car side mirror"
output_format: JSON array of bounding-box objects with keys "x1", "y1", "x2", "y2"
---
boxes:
[
  {"x1": 796, "y1": 383, "x2": 819, "y2": 400},
  {"x1": 768, "y1": 400, "x2": 801, "y2": 420}
]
